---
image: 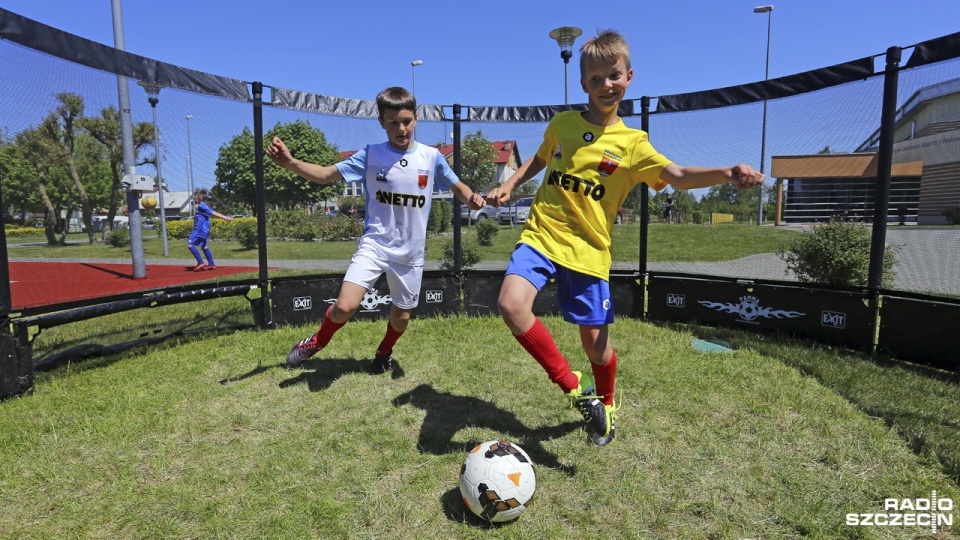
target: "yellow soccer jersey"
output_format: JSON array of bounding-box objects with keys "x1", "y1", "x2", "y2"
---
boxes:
[{"x1": 520, "y1": 110, "x2": 672, "y2": 280}]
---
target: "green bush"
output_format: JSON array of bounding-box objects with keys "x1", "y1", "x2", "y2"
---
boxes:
[
  {"x1": 4, "y1": 226, "x2": 44, "y2": 237},
  {"x1": 474, "y1": 219, "x2": 499, "y2": 246},
  {"x1": 777, "y1": 218, "x2": 900, "y2": 288},
  {"x1": 106, "y1": 227, "x2": 130, "y2": 248},
  {"x1": 691, "y1": 211, "x2": 703, "y2": 225},
  {"x1": 234, "y1": 219, "x2": 259, "y2": 250},
  {"x1": 438, "y1": 239, "x2": 481, "y2": 271},
  {"x1": 266, "y1": 210, "x2": 314, "y2": 240},
  {"x1": 166, "y1": 220, "x2": 194, "y2": 240},
  {"x1": 318, "y1": 214, "x2": 363, "y2": 241},
  {"x1": 428, "y1": 200, "x2": 452, "y2": 235}
]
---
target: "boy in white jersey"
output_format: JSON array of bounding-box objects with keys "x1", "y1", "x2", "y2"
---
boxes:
[
  {"x1": 267, "y1": 87, "x2": 485, "y2": 373},
  {"x1": 485, "y1": 30, "x2": 764, "y2": 446}
]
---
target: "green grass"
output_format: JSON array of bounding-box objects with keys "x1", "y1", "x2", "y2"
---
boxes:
[
  {"x1": 3, "y1": 308, "x2": 959, "y2": 539},
  {"x1": 8, "y1": 223, "x2": 800, "y2": 264}
]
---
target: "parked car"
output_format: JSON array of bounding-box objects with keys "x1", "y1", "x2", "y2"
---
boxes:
[
  {"x1": 460, "y1": 204, "x2": 498, "y2": 223},
  {"x1": 497, "y1": 197, "x2": 534, "y2": 225}
]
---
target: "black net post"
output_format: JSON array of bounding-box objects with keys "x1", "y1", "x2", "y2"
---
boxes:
[
  {"x1": 639, "y1": 96, "x2": 651, "y2": 276},
  {"x1": 252, "y1": 81, "x2": 271, "y2": 328},
  {"x1": 452, "y1": 104, "x2": 463, "y2": 274},
  {"x1": 0, "y1": 177, "x2": 27, "y2": 400},
  {"x1": 867, "y1": 46, "x2": 902, "y2": 353}
]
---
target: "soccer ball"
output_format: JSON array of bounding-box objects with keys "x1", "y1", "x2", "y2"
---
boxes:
[
  {"x1": 140, "y1": 195, "x2": 158, "y2": 210},
  {"x1": 459, "y1": 440, "x2": 536, "y2": 522}
]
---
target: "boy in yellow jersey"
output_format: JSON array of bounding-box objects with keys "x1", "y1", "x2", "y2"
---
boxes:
[{"x1": 485, "y1": 30, "x2": 764, "y2": 446}]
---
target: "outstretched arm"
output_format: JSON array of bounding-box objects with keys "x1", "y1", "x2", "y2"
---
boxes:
[
  {"x1": 486, "y1": 154, "x2": 546, "y2": 207},
  {"x1": 450, "y1": 182, "x2": 486, "y2": 210},
  {"x1": 211, "y1": 211, "x2": 234, "y2": 222},
  {"x1": 266, "y1": 136, "x2": 344, "y2": 185},
  {"x1": 660, "y1": 162, "x2": 764, "y2": 191}
]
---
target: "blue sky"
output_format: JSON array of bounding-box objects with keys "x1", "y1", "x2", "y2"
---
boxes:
[
  {"x1": 2, "y1": 1, "x2": 959, "y2": 197},
  {"x1": 4, "y1": 0, "x2": 959, "y2": 107}
]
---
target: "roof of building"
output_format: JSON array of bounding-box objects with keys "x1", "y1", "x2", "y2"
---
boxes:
[
  {"x1": 771, "y1": 154, "x2": 923, "y2": 178},
  {"x1": 434, "y1": 140, "x2": 518, "y2": 164}
]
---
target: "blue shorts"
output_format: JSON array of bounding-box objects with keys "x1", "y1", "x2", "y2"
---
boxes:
[
  {"x1": 188, "y1": 233, "x2": 208, "y2": 249},
  {"x1": 506, "y1": 243, "x2": 614, "y2": 326}
]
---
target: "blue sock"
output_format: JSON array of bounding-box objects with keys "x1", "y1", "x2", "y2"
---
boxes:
[
  {"x1": 203, "y1": 248, "x2": 215, "y2": 266},
  {"x1": 188, "y1": 246, "x2": 203, "y2": 264}
]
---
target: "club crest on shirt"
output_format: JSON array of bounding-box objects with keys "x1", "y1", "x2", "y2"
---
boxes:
[
  {"x1": 417, "y1": 169, "x2": 430, "y2": 189},
  {"x1": 376, "y1": 169, "x2": 388, "y2": 182},
  {"x1": 583, "y1": 132, "x2": 594, "y2": 142},
  {"x1": 598, "y1": 149, "x2": 622, "y2": 177},
  {"x1": 400, "y1": 158, "x2": 408, "y2": 167},
  {"x1": 553, "y1": 144, "x2": 563, "y2": 160}
]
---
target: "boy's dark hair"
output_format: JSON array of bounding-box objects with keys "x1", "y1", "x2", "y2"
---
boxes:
[
  {"x1": 580, "y1": 29, "x2": 632, "y2": 74},
  {"x1": 194, "y1": 188, "x2": 208, "y2": 202},
  {"x1": 375, "y1": 87, "x2": 416, "y2": 119}
]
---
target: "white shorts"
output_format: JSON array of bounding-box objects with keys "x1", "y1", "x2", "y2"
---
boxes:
[{"x1": 343, "y1": 246, "x2": 423, "y2": 310}]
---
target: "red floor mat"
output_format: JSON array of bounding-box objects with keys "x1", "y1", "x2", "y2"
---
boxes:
[{"x1": 10, "y1": 261, "x2": 257, "y2": 310}]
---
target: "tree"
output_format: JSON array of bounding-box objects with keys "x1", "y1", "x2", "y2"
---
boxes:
[
  {"x1": 0, "y1": 133, "x2": 41, "y2": 225},
  {"x1": 459, "y1": 130, "x2": 498, "y2": 194},
  {"x1": 40, "y1": 93, "x2": 116, "y2": 244},
  {"x1": 15, "y1": 126, "x2": 75, "y2": 245},
  {"x1": 80, "y1": 105, "x2": 154, "y2": 237},
  {"x1": 214, "y1": 120, "x2": 343, "y2": 210}
]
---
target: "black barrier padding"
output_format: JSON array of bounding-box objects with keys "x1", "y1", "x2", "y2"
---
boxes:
[
  {"x1": 648, "y1": 275, "x2": 874, "y2": 350},
  {"x1": 463, "y1": 272, "x2": 501, "y2": 316},
  {"x1": 462, "y1": 271, "x2": 642, "y2": 320},
  {"x1": 17, "y1": 285, "x2": 255, "y2": 331},
  {"x1": 271, "y1": 273, "x2": 461, "y2": 326},
  {"x1": 0, "y1": 330, "x2": 22, "y2": 400},
  {"x1": 878, "y1": 297, "x2": 960, "y2": 370}
]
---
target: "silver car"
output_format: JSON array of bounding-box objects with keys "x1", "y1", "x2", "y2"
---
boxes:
[
  {"x1": 497, "y1": 197, "x2": 534, "y2": 225},
  {"x1": 460, "y1": 204, "x2": 498, "y2": 223}
]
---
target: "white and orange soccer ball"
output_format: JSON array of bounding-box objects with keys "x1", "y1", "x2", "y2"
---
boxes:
[
  {"x1": 459, "y1": 440, "x2": 536, "y2": 522},
  {"x1": 140, "y1": 194, "x2": 158, "y2": 210}
]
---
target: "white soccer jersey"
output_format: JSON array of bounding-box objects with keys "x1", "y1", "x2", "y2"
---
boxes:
[{"x1": 336, "y1": 141, "x2": 459, "y2": 265}]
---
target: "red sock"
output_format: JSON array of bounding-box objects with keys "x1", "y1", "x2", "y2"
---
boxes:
[
  {"x1": 377, "y1": 320, "x2": 404, "y2": 356},
  {"x1": 313, "y1": 305, "x2": 345, "y2": 348},
  {"x1": 591, "y1": 350, "x2": 617, "y2": 406},
  {"x1": 514, "y1": 318, "x2": 579, "y2": 393}
]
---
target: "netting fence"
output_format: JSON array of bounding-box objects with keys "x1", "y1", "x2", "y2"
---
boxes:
[{"x1": 2, "y1": 8, "x2": 959, "y2": 398}]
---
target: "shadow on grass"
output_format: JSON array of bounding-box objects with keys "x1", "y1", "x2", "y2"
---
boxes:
[
  {"x1": 440, "y1": 486, "x2": 521, "y2": 529},
  {"x1": 275, "y1": 356, "x2": 404, "y2": 391},
  {"x1": 392, "y1": 383, "x2": 581, "y2": 476}
]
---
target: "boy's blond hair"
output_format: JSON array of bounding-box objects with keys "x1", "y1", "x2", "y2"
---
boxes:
[
  {"x1": 579, "y1": 29, "x2": 632, "y2": 74},
  {"x1": 375, "y1": 86, "x2": 417, "y2": 119}
]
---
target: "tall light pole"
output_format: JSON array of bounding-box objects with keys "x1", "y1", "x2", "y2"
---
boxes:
[
  {"x1": 185, "y1": 114, "x2": 195, "y2": 212},
  {"x1": 549, "y1": 26, "x2": 582, "y2": 105},
  {"x1": 755, "y1": 5, "x2": 773, "y2": 226},
  {"x1": 411, "y1": 60, "x2": 423, "y2": 97},
  {"x1": 138, "y1": 81, "x2": 169, "y2": 256}
]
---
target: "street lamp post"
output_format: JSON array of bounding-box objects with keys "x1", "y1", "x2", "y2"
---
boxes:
[
  {"x1": 755, "y1": 5, "x2": 773, "y2": 226},
  {"x1": 411, "y1": 60, "x2": 423, "y2": 97},
  {"x1": 185, "y1": 114, "x2": 196, "y2": 212},
  {"x1": 138, "y1": 81, "x2": 169, "y2": 256},
  {"x1": 549, "y1": 26, "x2": 582, "y2": 105}
]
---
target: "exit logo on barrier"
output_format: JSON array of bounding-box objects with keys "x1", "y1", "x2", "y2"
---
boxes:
[
  {"x1": 822, "y1": 310, "x2": 846, "y2": 329},
  {"x1": 666, "y1": 294, "x2": 686, "y2": 308},
  {"x1": 426, "y1": 290, "x2": 443, "y2": 303},
  {"x1": 293, "y1": 297, "x2": 312, "y2": 311}
]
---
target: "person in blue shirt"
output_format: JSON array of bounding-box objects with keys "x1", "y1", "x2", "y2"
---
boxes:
[{"x1": 187, "y1": 188, "x2": 233, "y2": 271}]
